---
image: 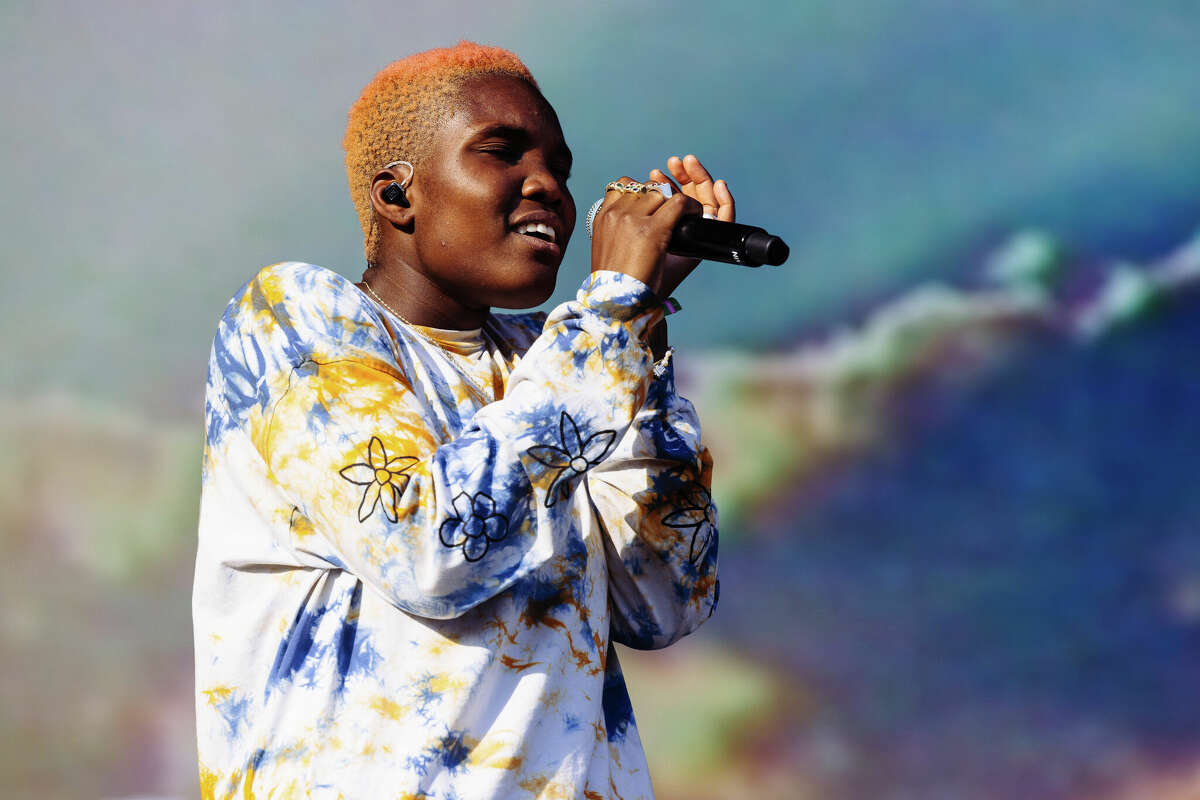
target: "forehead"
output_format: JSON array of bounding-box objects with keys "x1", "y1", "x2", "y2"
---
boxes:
[{"x1": 446, "y1": 74, "x2": 566, "y2": 143}]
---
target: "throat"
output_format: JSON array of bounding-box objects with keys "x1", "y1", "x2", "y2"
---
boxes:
[{"x1": 358, "y1": 265, "x2": 490, "y2": 331}]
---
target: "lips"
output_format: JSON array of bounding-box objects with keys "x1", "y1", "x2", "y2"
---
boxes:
[
  {"x1": 513, "y1": 230, "x2": 562, "y2": 260},
  {"x1": 509, "y1": 211, "x2": 565, "y2": 251},
  {"x1": 514, "y1": 221, "x2": 557, "y2": 243}
]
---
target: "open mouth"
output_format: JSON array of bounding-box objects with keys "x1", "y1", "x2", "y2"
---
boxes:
[{"x1": 514, "y1": 222, "x2": 557, "y2": 244}]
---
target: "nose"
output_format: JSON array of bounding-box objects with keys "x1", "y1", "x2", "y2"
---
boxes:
[{"x1": 520, "y1": 161, "x2": 570, "y2": 208}]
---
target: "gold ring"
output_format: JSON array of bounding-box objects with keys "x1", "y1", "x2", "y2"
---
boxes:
[{"x1": 605, "y1": 180, "x2": 649, "y2": 194}]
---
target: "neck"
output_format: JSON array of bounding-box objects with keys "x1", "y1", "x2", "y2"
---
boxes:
[{"x1": 361, "y1": 259, "x2": 489, "y2": 330}]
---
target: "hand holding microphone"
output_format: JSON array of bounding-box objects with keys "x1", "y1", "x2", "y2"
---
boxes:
[
  {"x1": 588, "y1": 172, "x2": 706, "y2": 297},
  {"x1": 588, "y1": 155, "x2": 788, "y2": 298}
]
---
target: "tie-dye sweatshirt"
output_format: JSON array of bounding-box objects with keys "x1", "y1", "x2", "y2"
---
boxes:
[{"x1": 194, "y1": 262, "x2": 719, "y2": 799}]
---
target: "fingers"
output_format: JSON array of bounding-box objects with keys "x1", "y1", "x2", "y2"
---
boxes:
[
  {"x1": 603, "y1": 177, "x2": 668, "y2": 212},
  {"x1": 666, "y1": 156, "x2": 690, "y2": 187},
  {"x1": 592, "y1": 176, "x2": 690, "y2": 289},
  {"x1": 595, "y1": 175, "x2": 696, "y2": 242},
  {"x1": 714, "y1": 178, "x2": 735, "y2": 222},
  {"x1": 667, "y1": 155, "x2": 713, "y2": 214},
  {"x1": 664, "y1": 154, "x2": 735, "y2": 220},
  {"x1": 595, "y1": 176, "x2": 669, "y2": 236},
  {"x1": 654, "y1": 190, "x2": 704, "y2": 229},
  {"x1": 603, "y1": 176, "x2": 639, "y2": 202},
  {"x1": 680, "y1": 154, "x2": 715, "y2": 188},
  {"x1": 647, "y1": 168, "x2": 681, "y2": 195},
  {"x1": 680, "y1": 155, "x2": 715, "y2": 217}
]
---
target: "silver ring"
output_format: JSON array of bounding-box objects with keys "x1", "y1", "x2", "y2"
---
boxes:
[{"x1": 644, "y1": 181, "x2": 673, "y2": 199}]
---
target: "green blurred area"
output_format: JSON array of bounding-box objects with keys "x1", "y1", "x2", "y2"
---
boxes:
[{"x1": 0, "y1": 399, "x2": 198, "y2": 796}]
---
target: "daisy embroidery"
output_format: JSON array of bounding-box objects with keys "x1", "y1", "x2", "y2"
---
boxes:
[
  {"x1": 439, "y1": 492, "x2": 510, "y2": 561},
  {"x1": 528, "y1": 411, "x2": 617, "y2": 508},
  {"x1": 339, "y1": 436, "x2": 418, "y2": 522},
  {"x1": 662, "y1": 484, "x2": 716, "y2": 563}
]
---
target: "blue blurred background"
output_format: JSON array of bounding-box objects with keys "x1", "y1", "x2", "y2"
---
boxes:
[{"x1": 3, "y1": 1, "x2": 1200, "y2": 797}]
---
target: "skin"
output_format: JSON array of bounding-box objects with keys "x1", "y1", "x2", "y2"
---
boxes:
[{"x1": 359, "y1": 74, "x2": 735, "y2": 356}]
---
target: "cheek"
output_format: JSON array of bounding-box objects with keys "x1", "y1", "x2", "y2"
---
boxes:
[
  {"x1": 424, "y1": 199, "x2": 492, "y2": 250},
  {"x1": 446, "y1": 184, "x2": 510, "y2": 241}
]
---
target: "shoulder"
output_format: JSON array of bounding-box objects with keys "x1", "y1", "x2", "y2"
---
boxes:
[
  {"x1": 229, "y1": 262, "x2": 387, "y2": 342},
  {"x1": 214, "y1": 262, "x2": 395, "y2": 376},
  {"x1": 233, "y1": 261, "x2": 369, "y2": 325},
  {"x1": 206, "y1": 263, "x2": 407, "y2": 439}
]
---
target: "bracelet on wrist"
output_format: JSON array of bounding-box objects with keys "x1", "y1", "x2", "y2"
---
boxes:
[{"x1": 653, "y1": 346, "x2": 675, "y2": 378}]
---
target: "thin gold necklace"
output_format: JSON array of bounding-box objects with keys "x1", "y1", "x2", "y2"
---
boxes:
[{"x1": 361, "y1": 280, "x2": 499, "y2": 402}]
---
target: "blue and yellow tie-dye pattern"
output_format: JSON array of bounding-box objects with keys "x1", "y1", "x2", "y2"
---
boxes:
[{"x1": 195, "y1": 262, "x2": 719, "y2": 798}]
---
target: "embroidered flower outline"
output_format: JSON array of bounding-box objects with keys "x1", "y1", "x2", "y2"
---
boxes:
[
  {"x1": 662, "y1": 484, "x2": 716, "y2": 563},
  {"x1": 439, "y1": 492, "x2": 510, "y2": 562},
  {"x1": 528, "y1": 411, "x2": 617, "y2": 508},
  {"x1": 339, "y1": 436, "x2": 418, "y2": 523}
]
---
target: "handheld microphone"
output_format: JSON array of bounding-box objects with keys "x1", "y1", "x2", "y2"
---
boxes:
[{"x1": 584, "y1": 196, "x2": 789, "y2": 267}]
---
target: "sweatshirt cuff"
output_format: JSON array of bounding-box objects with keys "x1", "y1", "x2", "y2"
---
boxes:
[{"x1": 577, "y1": 270, "x2": 661, "y2": 322}]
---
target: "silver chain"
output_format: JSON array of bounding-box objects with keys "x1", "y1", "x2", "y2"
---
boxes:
[{"x1": 361, "y1": 280, "x2": 497, "y2": 402}]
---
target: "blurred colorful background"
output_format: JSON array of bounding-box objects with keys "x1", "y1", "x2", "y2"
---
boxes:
[{"x1": 4, "y1": 1, "x2": 1200, "y2": 797}]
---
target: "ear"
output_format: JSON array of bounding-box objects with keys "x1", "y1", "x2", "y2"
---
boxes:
[{"x1": 369, "y1": 164, "x2": 416, "y2": 231}]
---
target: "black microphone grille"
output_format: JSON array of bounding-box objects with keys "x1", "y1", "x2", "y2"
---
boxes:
[{"x1": 744, "y1": 231, "x2": 790, "y2": 266}]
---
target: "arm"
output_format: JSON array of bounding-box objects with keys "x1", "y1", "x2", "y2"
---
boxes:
[
  {"x1": 214, "y1": 264, "x2": 663, "y2": 619},
  {"x1": 581, "y1": 155, "x2": 732, "y2": 646},
  {"x1": 586, "y1": 348, "x2": 719, "y2": 649}
]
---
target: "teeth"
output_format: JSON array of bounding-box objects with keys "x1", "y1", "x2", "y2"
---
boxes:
[{"x1": 516, "y1": 222, "x2": 556, "y2": 243}]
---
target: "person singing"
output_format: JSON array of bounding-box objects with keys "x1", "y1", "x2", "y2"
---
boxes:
[{"x1": 194, "y1": 41, "x2": 729, "y2": 798}]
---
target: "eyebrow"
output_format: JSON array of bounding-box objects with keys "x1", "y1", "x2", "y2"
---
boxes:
[{"x1": 474, "y1": 123, "x2": 573, "y2": 170}]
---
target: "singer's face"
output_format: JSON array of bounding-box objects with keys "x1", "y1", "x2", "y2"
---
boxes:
[{"x1": 410, "y1": 74, "x2": 576, "y2": 310}]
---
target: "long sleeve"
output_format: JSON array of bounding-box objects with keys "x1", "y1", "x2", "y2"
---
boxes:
[
  {"x1": 206, "y1": 263, "x2": 665, "y2": 619},
  {"x1": 587, "y1": 350, "x2": 720, "y2": 650},
  {"x1": 196, "y1": 261, "x2": 724, "y2": 799}
]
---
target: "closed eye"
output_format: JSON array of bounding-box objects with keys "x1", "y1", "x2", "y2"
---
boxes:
[
  {"x1": 480, "y1": 143, "x2": 522, "y2": 164},
  {"x1": 480, "y1": 145, "x2": 570, "y2": 182}
]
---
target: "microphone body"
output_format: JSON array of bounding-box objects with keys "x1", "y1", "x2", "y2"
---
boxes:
[
  {"x1": 667, "y1": 216, "x2": 789, "y2": 267},
  {"x1": 585, "y1": 197, "x2": 789, "y2": 267}
]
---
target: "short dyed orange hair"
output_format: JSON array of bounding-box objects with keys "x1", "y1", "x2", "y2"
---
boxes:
[{"x1": 343, "y1": 41, "x2": 539, "y2": 264}]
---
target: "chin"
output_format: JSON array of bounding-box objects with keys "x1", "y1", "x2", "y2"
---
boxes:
[
  {"x1": 486, "y1": 267, "x2": 559, "y2": 310},
  {"x1": 499, "y1": 280, "x2": 557, "y2": 310}
]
